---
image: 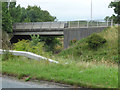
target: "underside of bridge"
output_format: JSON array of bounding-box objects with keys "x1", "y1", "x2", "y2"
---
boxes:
[
  {"x1": 10, "y1": 35, "x2": 63, "y2": 44},
  {"x1": 10, "y1": 35, "x2": 31, "y2": 43}
]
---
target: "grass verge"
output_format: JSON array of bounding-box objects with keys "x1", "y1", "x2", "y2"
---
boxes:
[{"x1": 1, "y1": 56, "x2": 118, "y2": 88}]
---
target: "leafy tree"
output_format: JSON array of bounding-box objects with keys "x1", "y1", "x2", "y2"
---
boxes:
[
  {"x1": 2, "y1": 2, "x2": 58, "y2": 52},
  {"x1": 9, "y1": 3, "x2": 22, "y2": 23},
  {"x1": 2, "y1": 2, "x2": 12, "y2": 33},
  {"x1": 26, "y1": 6, "x2": 56, "y2": 22},
  {"x1": 109, "y1": 1, "x2": 120, "y2": 24}
]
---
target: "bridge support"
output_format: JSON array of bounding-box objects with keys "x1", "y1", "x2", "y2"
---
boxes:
[{"x1": 64, "y1": 27, "x2": 107, "y2": 49}]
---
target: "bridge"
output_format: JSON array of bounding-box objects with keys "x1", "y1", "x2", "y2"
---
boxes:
[
  {"x1": 13, "y1": 20, "x2": 112, "y2": 36},
  {"x1": 11, "y1": 20, "x2": 113, "y2": 48}
]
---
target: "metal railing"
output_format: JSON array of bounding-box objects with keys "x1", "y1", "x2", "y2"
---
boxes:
[
  {"x1": 66, "y1": 19, "x2": 113, "y2": 28},
  {"x1": 13, "y1": 19, "x2": 114, "y2": 31}
]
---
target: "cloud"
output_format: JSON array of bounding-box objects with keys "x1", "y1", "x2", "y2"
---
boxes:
[{"x1": 16, "y1": 0, "x2": 114, "y2": 21}]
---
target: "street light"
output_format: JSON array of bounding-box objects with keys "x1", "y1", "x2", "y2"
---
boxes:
[
  {"x1": 91, "y1": 0, "x2": 92, "y2": 21},
  {"x1": 7, "y1": 0, "x2": 10, "y2": 10}
]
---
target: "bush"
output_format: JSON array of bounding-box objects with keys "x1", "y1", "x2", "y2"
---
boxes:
[
  {"x1": 14, "y1": 35, "x2": 52, "y2": 58},
  {"x1": 40, "y1": 36, "x2": 61, "y2": 52},
  {"x1": 69, "y1": 38, "x2": 77, "y2": 46},
  {"x1": 86, "y1": 34, "x2": 106, "y2": 50},
  {"x1": 2, "y1": 50, "x2": 14, "y2": 61}
]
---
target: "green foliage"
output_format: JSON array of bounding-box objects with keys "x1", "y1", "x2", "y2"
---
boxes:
[
  {"x1": 2, "y1": 2, "x2": 12, "y2": 33},
  {"x1": 13, "y1": 37, "x2": 52, "y2": 58},
  {"x1": 30, "y1": 35, "x2": 40, "y2": 46},
  {"x1": 2, "y1": 2, "x2": 56, "y2": 33},
  {"x1": 40, "y1": 36, "x2": 61, "y2": 52},
  {"x1": 2, "y1": 50, "x2": 14, "y2": 61},
  {"x1": 2, "y1": 56, "x2": 118, "y2": 88},
  {"x1": 109, "y1": 1, "x2": 120, "y2": 24},
  {"x1": 86, "y1": 34, "x2": 106, "y2": 50},
  {"x1": 58, "y1": 27, "x2": 118, "y2": 63},
  {"x1": 69, "y1": 38, "x2": 77, "y2": 46},
  {"x1": 25, "y1": 77, "x2": 31, "y2": 82}
]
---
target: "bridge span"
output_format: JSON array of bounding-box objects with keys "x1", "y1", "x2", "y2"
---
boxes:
[
  {"x1": 11, "y1": 20, "x2": 112, "y2": 48},
  {"x1": 13, "y1": 20, "x2": 112, "y2": 36}
]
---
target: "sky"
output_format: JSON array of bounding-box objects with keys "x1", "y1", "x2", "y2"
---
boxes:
[{"x1": 16, "y1": 0, "x2": 115, "y2": 21}]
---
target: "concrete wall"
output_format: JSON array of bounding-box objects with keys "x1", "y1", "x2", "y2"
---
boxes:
[{"x1": 64, "y1": 27, "x2": 107, "y2": 49}]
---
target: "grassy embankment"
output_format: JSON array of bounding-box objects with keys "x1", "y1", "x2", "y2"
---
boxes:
[{"x1": 1, "y1": 26, "x2": 118, "y2": 88}]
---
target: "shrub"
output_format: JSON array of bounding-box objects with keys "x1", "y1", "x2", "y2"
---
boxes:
[
  {"x1": 2, "y1": 50, "x2": 14, "y2": 61},
  {"x1": 69, "y1": 38, "x2": 77, "y2": 46},
  {"x1": 86, "y1": 34, "x2": 106, "y2": 50},
  {"x1": 13, "y1": 37, "x2": 52, "y2": 58},
  {"x1": 39, "y1": 36, "x2": 61, "y2": 52}
]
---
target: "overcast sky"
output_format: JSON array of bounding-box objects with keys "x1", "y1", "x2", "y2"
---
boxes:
[{"x1": 16, "y1": 0, "x2": 114, "y2": 21}]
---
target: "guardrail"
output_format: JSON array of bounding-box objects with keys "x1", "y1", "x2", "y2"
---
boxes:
[{"x1": 0, "y1": 49, "x2": 59, "y2": 63}]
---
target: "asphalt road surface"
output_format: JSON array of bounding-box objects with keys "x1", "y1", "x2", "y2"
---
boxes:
[{"x1": 1, "y1": 76, "x2": 72, "y2": 88}]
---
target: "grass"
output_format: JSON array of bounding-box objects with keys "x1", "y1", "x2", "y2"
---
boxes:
[
  {"x1": 1, "y1": 56, "x2": 118, "y2": 88},
  {"x1": 1, "y1": 26, "x2": 119, "y2": 88},
  {"x1": 58, "y1": 26, "x2": 118, "y2": 63}
]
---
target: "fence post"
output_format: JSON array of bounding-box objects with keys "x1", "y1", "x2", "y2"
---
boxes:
[
  {"x1": 107, "y1": 19, "x2": 109, "y2": 27},
  {"x1": 97, "y1": 21, "x2": 99, "y2": 27},
  {"x1": 78, "y1": 21, "x2": 79, "y2": 28},
  {"x1": 111, "y1": 19, "x2": 113, "y2": 27},
  {"x1": 68, "y1": 21, "x2": 70, "y2": 28},
  {"x1": 87, "y1": 21, "x2": 89, "y2": 28}
]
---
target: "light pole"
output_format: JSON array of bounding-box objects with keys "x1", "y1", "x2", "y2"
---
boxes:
[
  {"x1": 7, "y1": 0, "x2": 10, "y2": 10},
  {"x1": 91, "y1": 0, "x2": 92, "y2": 21}
]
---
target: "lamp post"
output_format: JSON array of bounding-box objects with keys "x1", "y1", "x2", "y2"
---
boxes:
[
  {"x1": 91, "y1": 0, "x2": 92, "y2": 21},
  {"x1": 7, "y1": 0, "x2": 10, "y2": 10}
]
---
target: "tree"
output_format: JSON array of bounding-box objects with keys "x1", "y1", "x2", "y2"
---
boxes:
[
  {"x1": 26, "y1": 6, "x2": 56, "y2": 22},
  {"x1": 109, "y1": 1, "x2": 120, "y2": 24},
  {"x1": 9, "y1": 3, "x2": 22, "y2": 23},
  {"x1": 2, "y1": 2, "x2": 12, "y2": 33}
]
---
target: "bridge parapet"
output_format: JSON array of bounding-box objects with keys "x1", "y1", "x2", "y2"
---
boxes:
[{"x1": 13, "y1": 22, "x2": 66, "y2": 31}]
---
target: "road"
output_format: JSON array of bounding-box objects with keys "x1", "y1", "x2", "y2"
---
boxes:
[{"x1": 0, "y1": 76, "x2": 72, "y2": 88}]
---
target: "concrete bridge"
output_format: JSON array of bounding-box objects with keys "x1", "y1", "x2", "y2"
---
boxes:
[
  {"x1": 13, "y1": 20, "x2": 112, "y2": 36},
  {"x1": 13, "y1": 22, "x2": 66, "y2": 36},
  {"x1": 11, "y1": 20, "x2": 112, "y2": 48}
]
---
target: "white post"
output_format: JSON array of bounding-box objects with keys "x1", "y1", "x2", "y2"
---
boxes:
[
  {"x1": 78, "y1": 21, "x2": 79, "y2": 28},
  {"x1": 91, "y1": 0, "x2": 92, "y2": 21},
  {"x1": 69, "y1": 21, "x2": 70, "y2": 28},
  {"x1": 87, "y1": 21, "x2": 89, "y2": 28},
  {"x1": 107, "y1": 19, "x2": 109, "y2": 27},
  {"x1": 97, "y1": 21, "x2": 99, "y2": 27},
  {"x1": 111, "y1": 19, "x2": 113, "y2": 27}
]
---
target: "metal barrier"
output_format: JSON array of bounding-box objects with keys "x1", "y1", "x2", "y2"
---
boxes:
[
  {"x1": 0, "y1": 49, "x2": 59, "y2": 63},
  {"x1": 13, "y1": 20, "x2": 113, "y2": 31},
  {"x1": 67, "y1": 20, "x2": 113, "y2": 28}
]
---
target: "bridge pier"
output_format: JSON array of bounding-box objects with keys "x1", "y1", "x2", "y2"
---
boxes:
[{"x1": 64, "y1": 27, "x2": 107, "y2": 49}]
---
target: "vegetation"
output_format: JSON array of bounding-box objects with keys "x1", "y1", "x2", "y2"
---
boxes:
[
  {"x1": 2, "y1": 2, "x2": 59, "y2": 52},
  {"x1": 58, "y1": 27, "x2": 118, "y2": 63},
  {"x1": 107, "y1": 1, "x2": 120, "y2": 24},
  {"x1": 1, "y1": 55, "x2": 118, "y2": 88},
  {"x1": 86, "y1": 34, "x2": 106, "y2": 50},
  {"x1": 1, "y1": 1, "x2": 119, "y2": 88},
  {"x1": 13, "y1": 35, "x2": 52, "y2": 58},
  {"x1": 1, "y1": 27, "x2": 118, "y2": 88},
  {"x1": 2, "y1": 2, "x2": 56, "y2": 33}
]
